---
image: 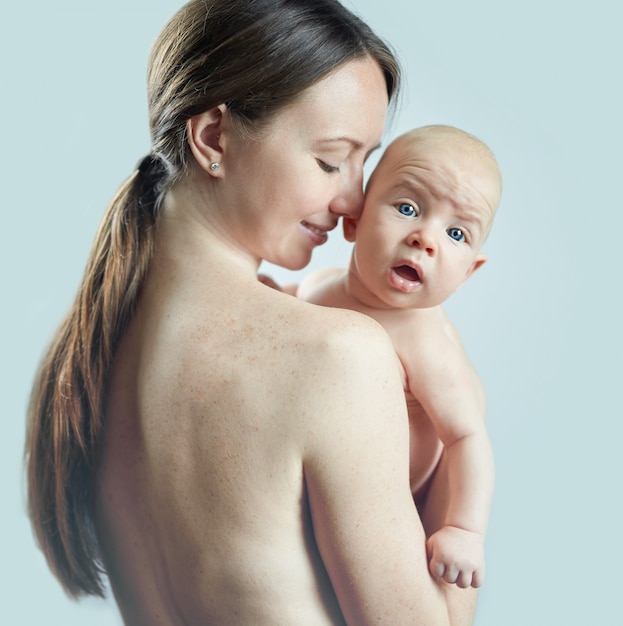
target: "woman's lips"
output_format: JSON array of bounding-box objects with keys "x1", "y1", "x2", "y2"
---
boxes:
[{"x1": 301, "y1": 221, "x2": 330, "y2": 245}]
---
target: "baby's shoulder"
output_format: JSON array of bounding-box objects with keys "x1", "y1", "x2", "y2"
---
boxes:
[
  {"x1": 296, "y1": 267, "x2": 346, "y2": 303},
  {"x1": 387, "y1": 305, "x2": 449, "y2": 346},
  {"x1": 395, "y1": 306, "x2": 468, "y2": 372}
]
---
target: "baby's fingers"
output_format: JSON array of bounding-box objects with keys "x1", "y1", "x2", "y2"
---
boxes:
[
  {"x1": 429, "y1": 558, "x2": 445, "y2": 580},
  {"x1": 442, "y1": 563, "x2": 459, "y2": 585},
  {"x1": 429, "y1": 557, "x2": 485, "y2": 589},
  {"x1": 471, "y1": 565, "x2": 485, "y2": 588},
  {"x1": 429, "y1": 558, "x2": 460, "y2": 585},
  {"x1": 455, "y1": 569, "x2": 474, "y2": 589},
  {"x1": 455, "y1": 565, "x2": 485, "y2": 589}
]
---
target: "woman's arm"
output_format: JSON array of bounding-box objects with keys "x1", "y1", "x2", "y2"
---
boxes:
[{"x1": 301, "y1": 311, "x2": 475, "y2": 625}]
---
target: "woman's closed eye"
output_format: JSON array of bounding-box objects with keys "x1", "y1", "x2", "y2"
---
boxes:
[{"x1": 317, "y1": 159, "x2": 340, "y2": 174}]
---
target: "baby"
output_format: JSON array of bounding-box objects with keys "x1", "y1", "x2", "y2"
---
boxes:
[{"x1": 297, "y1": 125, "x2": 502, "y2": 588}]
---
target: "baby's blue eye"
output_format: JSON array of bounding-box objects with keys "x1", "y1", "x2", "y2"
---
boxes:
[
  {"x1": 397, "y1": 203, "x2": 417, "y2": 217},
  {"x1": 448, "y1": 227, "x2": 465, "y2": 242}
]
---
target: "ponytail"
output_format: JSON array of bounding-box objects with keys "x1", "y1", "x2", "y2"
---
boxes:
[{"x1": 25, "y1": 159, "x2": 166, "y2": 597}]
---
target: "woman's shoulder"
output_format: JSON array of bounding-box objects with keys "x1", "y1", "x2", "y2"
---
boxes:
[
  {"x1": 248, "y1": 285, "x2": 399, "y2": 394},
  {"x1": 276, "y1": 285, "x2": 392, "y2": 352},
  {"x1": 286, "y1": 296, "x2": 403, "y2": 404}
]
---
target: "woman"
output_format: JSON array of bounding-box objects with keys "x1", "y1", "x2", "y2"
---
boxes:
[{"x1": 25, "y1": 1, "x2": 477, "y2": 623}]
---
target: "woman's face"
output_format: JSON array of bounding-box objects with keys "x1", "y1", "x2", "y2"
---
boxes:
[{"x1": 221, "y1": 58, "x2": 389, "y2": 270}]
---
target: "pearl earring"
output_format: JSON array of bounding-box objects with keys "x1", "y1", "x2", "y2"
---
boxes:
[{"x1": 210, "y1": 162, "x2": 220, "y2": 172}]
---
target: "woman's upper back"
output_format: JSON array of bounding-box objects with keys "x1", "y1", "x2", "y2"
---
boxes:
[{"x1": 94, "y1": 217, "x2": 378, "y2": 623}]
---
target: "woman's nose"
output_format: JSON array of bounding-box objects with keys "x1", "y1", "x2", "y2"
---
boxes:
[{"x1": 329, "y1": 174, "x2": 365, "y2": 220}]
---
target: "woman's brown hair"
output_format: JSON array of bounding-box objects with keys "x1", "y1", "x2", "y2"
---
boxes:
[{"x1": 25, "y1": 0, "x2": 401, "y2": 598}]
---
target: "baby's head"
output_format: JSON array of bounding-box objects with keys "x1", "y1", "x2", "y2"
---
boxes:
[
  {"x1": 344, "y1": 125, "x2": 502, "y2": 309},
  {"x1": 369, "y1": 125, "x2": 501, "y2": 235}
]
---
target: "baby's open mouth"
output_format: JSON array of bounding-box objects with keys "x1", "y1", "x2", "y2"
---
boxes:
[{"x1": 393, "y1": 265, "x2": 420, "y2": 282}]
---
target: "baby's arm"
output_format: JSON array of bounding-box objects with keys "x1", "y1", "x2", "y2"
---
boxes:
[
  {"x1": 257, "y1": 267, "x2": 343, "y2": 298},
  {"x1": 257, "y1": 273, "x2": 298, "y2": 294},
  {"x1": 403, "y1": 309, "x2": 494, "y2": 589}
]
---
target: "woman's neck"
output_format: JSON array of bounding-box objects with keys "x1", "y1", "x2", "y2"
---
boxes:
[{"x1": 157, "y1": 182, "x2": 262, "y2": 280}]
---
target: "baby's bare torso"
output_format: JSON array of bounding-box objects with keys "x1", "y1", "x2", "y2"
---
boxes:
[{"x1": 297, "y1": 268, "x2": 445, "y2": 499}]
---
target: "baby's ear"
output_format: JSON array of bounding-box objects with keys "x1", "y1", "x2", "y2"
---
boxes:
[
  {"x1": 342, "y1": 217, "x2": 358, "y2": 242},
  {"x1": 463, "y1": 253, "x2": 488, "y2": 283}
]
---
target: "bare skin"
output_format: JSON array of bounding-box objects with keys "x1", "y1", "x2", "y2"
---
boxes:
[
  {"x1": 95, "y1": 227, "x2": 475, "y2": 625},
  {"x1": 298, "y1": 268, "x2": 491, "y2": 589},
  {"x1": 94, "y1": 65, "x2": 477, "y2": 625},
  {"x1": 297, "y1": 128, "x2": 502, "y2": 589}
]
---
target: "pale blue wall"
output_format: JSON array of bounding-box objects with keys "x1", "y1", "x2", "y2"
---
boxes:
[{"x1": 2, "y1": 1, "x2": 620, "y2": 623}]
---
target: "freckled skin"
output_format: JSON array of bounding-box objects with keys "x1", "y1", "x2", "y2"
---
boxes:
[{"x1": 94, "y1": 69, "x2": 477, "y2": 625}]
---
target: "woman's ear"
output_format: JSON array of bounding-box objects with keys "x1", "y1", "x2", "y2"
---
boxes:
[
  {"x1": 186, "y1": 104, "x2": 227, "y2": 176},
  {"x1": 342, "y1": 217, "x2": 358, "y2": 242}
]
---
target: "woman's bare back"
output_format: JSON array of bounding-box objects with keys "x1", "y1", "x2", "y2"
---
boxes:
[{"x1": 95, "y1": 255, "x2": 352, "y2": 624}]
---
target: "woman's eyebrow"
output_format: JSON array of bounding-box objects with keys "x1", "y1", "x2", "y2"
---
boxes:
[
  {"x1": 365, "y1": 143, "x2": 382, "y2": 160},
  {"x1": 316, "y1": 137, "x2": 381, "y2": 154},
  {"x1": 314, "y1": 138, "x2": 381, "y2": 164}
]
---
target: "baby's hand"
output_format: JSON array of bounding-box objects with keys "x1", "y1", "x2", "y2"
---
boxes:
[
  {"x1": 426, "y1": 525, "x2": 485, "y2": 588},
  {"x1": 257, "y1": 274, "x2": 298, "y2": 295},
  {"x1": 257, "y1": 273, "x2": 283, "y2": 290}
]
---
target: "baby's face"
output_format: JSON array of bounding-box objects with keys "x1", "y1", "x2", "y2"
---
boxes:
[{"x1": 349, "y1": 136, "x2": 500, "y2": 309}]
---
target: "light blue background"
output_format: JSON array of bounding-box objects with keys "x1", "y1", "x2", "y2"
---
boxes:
[{"x1": 2, "y1": 1, "x2": 621, "y2": 624}]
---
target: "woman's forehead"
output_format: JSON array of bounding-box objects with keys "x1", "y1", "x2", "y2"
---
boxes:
[{"x1": 276, "y1": 59, "x2": 389, "y2": 144}]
